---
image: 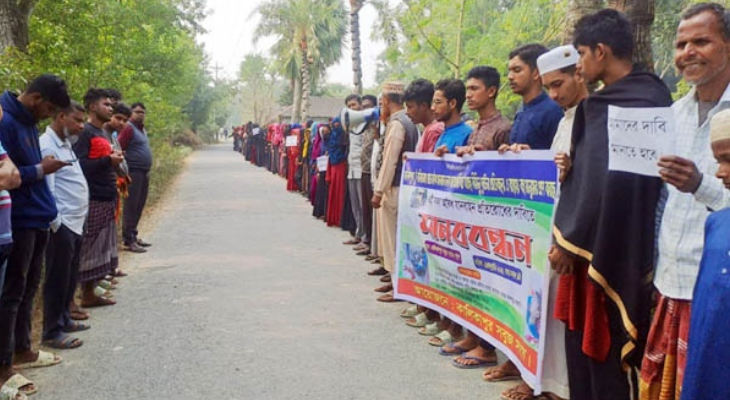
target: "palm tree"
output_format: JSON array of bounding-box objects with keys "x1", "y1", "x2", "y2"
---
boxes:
[
  {"x1": 254, "y1": 0, "x2": 346, "y2": 122},
  {"x1": 608, "y1": 0, "x2": 657, "y2": 72},
  {"x1": 563, "y1": 0, "x2": 603, "y2": 44},
  {"x1": 350, "y1": 0, "x2": 364, "y2": 95}
]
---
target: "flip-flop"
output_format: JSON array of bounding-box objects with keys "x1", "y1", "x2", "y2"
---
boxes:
[
  {"x1": 111, "y1": 270, "x2": 128, "y2": 277},
  {"x1": 418, "y1": 322, "x2": 440, "y2": 336},
  {"x1": 42, "y1": 335, "x2": 83, "y2": 350},
  {"x1": 451, "y1": 354, "x2": 497, "y2": 369},
  {"x1": 483, "y1": 365, "x2": 523, "y2": 382},
  {"x1": 13, "y1": 350, "x2": 62, "y2": 370},
  {"x1": 62, "y1": 321, "x2": 91, "y2": 333},
  {"x1": 1, "y1": 374, "x2": 35, "y2": 396},
  {"x1": 439, "y1": 343, "x2": 473, "y2": 356},
  {"x1": 405, "y1": 312, "x2": 429, "y2": 327},
  {"x1": 400, "y1": 305, "x2": 418, "y2": 318}
]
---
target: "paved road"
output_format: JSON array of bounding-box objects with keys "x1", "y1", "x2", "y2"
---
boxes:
[{"x1": 31, "y1": 144, "x2": 512, "y2": 400}]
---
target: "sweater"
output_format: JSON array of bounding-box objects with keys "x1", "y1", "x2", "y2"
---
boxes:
[{"x1": 0, "y1": 91, "x2": 57, "y2": 229}]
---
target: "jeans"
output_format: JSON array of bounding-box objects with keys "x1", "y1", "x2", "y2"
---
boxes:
[{"x1": 0, "y1": 229, "x2": 48, "y2": 366}]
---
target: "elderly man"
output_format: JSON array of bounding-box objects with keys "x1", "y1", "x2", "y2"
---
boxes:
[{"x1": 640, "y1": 3, "x2": 730, "y2": 399}]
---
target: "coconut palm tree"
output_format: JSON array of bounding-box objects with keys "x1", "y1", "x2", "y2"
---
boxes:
[
  {"x1": 254, "y1": 0, "x2": 346, "y2": 122},
  {"x1": 350, "y1": 0, "x2": 364, "y2": 95}
]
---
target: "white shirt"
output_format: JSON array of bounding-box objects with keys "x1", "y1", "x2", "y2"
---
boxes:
[
  {"x1": 654, "y1": 84, "x2": 730, "y2": 300},
  {"x1": 40, "y1": 127, "x2": 89, "y2": 235},
  {"x1": 551, "y1": 106, "x2": 575, "y2": 155},
  {"x1": 347, "y1": 131, "x2": 363, "y2": 179}
]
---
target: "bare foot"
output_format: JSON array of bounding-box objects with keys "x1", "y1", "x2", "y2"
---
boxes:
[
  {"x1": 501, "y1": 382, "x2": 535, "y2": 400},
  {"x1": 441, "y1": 332, "x2": 480, "y2": 355}
]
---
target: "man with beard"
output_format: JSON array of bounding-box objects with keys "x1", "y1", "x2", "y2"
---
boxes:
[
  {"x1": 641, "y1": 3, "x2": 730, "y2": 399},
  {"x1": 550, "y1": 10, "x2": 672, "y2": 400},
  {"x1": 371, "y1": 82, "x2": 418, "y2": 302}
]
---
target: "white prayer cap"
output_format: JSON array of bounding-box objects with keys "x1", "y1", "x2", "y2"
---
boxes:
[
  {"x1": 537, "y1": 45, "x2": 579, "y2": 76},
  {"x1": 710, "y1": 108, "x2": 730, "y2": 143}
]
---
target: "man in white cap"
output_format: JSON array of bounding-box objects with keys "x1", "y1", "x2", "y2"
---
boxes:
[
  {"x1": 680, "y1": 108, "x2": 730, "y2": 400},
  {"x1": 491, "y1": 44, "x2": 586, "y2": 400},
  {"x1": 640, "y1": 3, "x2": 730, "y2": 399}
]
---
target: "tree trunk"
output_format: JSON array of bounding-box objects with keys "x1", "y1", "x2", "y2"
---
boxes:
[
  {"x1": 350, "y1": 0, "x2": 363, "y2": 95},
  {"x1": 0, "y1": 0, "x2": 38, "y2": 53},
  {"x1": 608, "y1": 0, "x2": 656, "y2": 72},
  {"x1": 293, "y1": 76, "x2": 302, "y2": 123},
  {"x1": 454, "y1": 0, "x2": 466, "y2": 79},
  {"x1": 563, "y1": 0, "x2": 603, "y2": 44},
  {"x1": 300, "y1": 40, "x2": 311, "y2": 123}
]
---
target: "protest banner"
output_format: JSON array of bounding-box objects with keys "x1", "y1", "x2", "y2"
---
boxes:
[
  {"x1": 394, "y1": 151, "x2": 558, "y2": 392},
  {"x1": 285, "y1": 135, "x2": 298, "y2": 147},
  {"x1": 607, "y1": 105, "x2": 675, "y2": 177},
  {"x1": 316, "y1": 155, "x2": 328, "y2": 172}
]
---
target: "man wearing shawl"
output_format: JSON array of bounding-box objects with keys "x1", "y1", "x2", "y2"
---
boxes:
[
  {"x1": 640, "y1": 4, "x2": 730, "y2": 399},
  {"x1": 680, "y1": 108, "x2": 730, "y2": 400},
  {"x1": 549, "y1": 10, "x2": 672, "y2": 400}
]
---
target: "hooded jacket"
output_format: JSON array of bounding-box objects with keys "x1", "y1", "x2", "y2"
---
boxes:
[{"x1": 0, "y1": 91, "x2": 57, "y2": 229}]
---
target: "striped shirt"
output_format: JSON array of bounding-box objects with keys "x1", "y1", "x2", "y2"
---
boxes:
[
  {"x1": 654, "y1": 85, "x2": 730, "y2": 300},
  {"x1": 0, "y1": 141, "x2": 11, "y2": 245}
]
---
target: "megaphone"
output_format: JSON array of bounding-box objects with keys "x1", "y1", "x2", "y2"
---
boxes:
[{"x1": 339, "y1": 107, "x2": 379, "y2": 135}]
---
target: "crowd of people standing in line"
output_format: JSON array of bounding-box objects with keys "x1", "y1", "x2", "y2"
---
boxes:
[
  {"x1": 233, "y1": 4, "x2": 730, "y2": 400},
  {"x1": 0, "y1": 80, "x2": 154, "y2": 400}
]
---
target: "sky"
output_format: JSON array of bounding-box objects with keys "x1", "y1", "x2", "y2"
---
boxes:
[{"x1": 198, "y1": 0, "x2": 387, "y2": 89}]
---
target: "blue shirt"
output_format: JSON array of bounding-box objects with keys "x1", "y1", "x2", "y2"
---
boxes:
[
  {"x1": 435, "y1": 121, "x2": 472, "y2": 153},
  {"x1": 509, "y1": 91, "x2": 563, "y2": 150},
  {"x1": 681, "y1": 208, "x2": 730, "y2": 400}
]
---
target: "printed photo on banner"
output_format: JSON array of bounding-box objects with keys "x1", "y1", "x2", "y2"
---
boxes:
[
  {"x1": 393, "y1": 151, "x2": 558, "y2": 393},
  {"x1": 607, "y1": 105, "x2": 675, "y2": 177}
]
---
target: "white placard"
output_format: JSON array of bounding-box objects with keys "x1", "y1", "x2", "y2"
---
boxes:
[
  {"x1": 607, "y1": 105, "x2": 675, "y2": 177},
  {"x1": 317, "y1": 155, "x2": 328, "y2": 172},
  {"x1": 285, "y1": 135, "x2": 298, "y2": 147}
]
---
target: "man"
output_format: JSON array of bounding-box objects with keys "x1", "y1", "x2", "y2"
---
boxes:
[
  {"x1": 680, "y1": 108, "x2": 730, "y2": 400},
  {"x1": 74, "y1": 88, "x2": 124, "y2": 309},
  {"x1": 456, "y1": 66, "x2": 511, "y2": 155},
  {"x1": 359, "y1": 95, "x2": 379, "y2": 261},
  {"x1": 40, "y1": 101, "x2": 89, "y2": 349},
  {"x1": 550, "y1": 10, "x2": 672, "y2": 400},
  {"x1": 343, "y1": 94, "x2": 368, "y2": 250},
  {"x1": 508, "y1": 44, "x2": 563, "y2": 150},
  {"x1": 641, "y1": 4, "x2": 730, "y2": 399},
  {"x1": 432, "y1": 79, "x2": 472, "y2": 156},
  {"x1": 118, "y1": 102, "x2": 153, "y2": 253},
  {"x1": 371, "y1": 82, "x2": 418, "y2": 302},
  {"x1": 405, "y1": 79, "x2": 444, "y2": 154},
  {"x1": 0, "y1": 74, "x2": 70, "y2": 396},
  {"x1": 489, "y1": 45, "x2": 588, "y2": 400}
]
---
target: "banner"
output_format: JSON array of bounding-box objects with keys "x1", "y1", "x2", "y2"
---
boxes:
[{"x1": 394, "y1": 151, "x2": 558, "y2": 392}]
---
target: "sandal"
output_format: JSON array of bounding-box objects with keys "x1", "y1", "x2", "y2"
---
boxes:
[
  {"x1": 111, "y1": 270, "x2": 128, "y2": 277},
  {"x1": 1, "y1": 374, "x2": 35, "y2": 396},
  {"x1": 69, "y1": 310, "x2": 89, "y2": 321},
  {"x1": 418, "y1": 322, "x2": 440, "y2": 336},
  {"x1": 400, "y1": 305, "x2": 418, "y2": 318},
  {"x1": 428, "y1": 330, "x2": 458, "y2": 347},
  {"x1": 0, "y1": 383, "x2": 27, "y2": 400},
  {"x1": 42, "y1": 334, "x2": 83, "y2": 350},
  {"x1": 483, "y1": 365, "x2": 522, "y2": 382},
  {"x1": 439, "y1": 343, "x2": 475, "y2": 356},
  {"x1": 97, "y1": 280, "x2": 116, "y2": 291},
  {"x1": 62, "y1": 321, "x2": 90, "y2": 333},
  {"x1": 451, "y1": 354, "x2": 497, "y2": 369},
  {"x1": 13, "y1": 350, "x2": 62, "y2": 369},
  {"x1": 405, "y1": 312, "x2": 430, "y2": 327}
]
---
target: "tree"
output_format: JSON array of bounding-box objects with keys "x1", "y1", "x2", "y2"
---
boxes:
[
  {"x1": 254, "y1": 0, "x2": 345, "y2": 123},
  {"x1": 350, "y1": 0, "x2": 364, "y2": 95},
  {"x1": 563, "y1": 0, "x2": 603, "y2": 43},
  {"x1": 608, "y1": 0, "x2": 657, "y2": 72},
  {"x1": 0, "y1": 0, "x2": 38, "y2": 52}
]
